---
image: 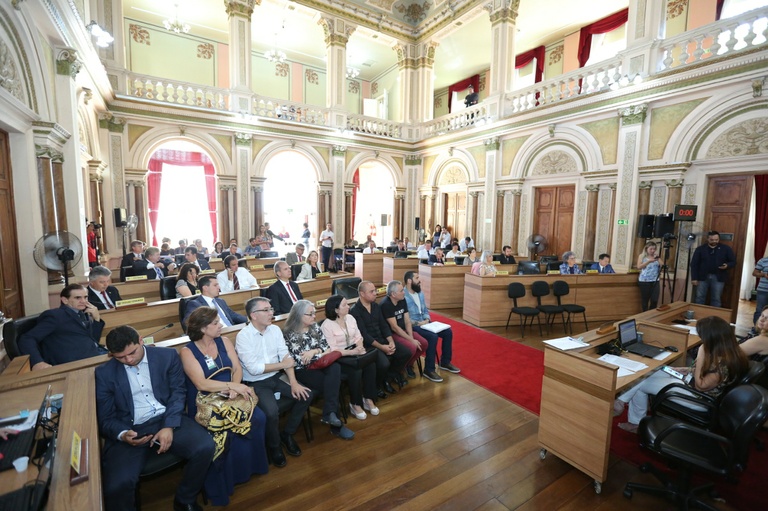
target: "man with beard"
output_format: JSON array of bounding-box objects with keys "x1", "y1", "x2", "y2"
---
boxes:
[
  {"x1": 690, "y1": 231, "x2": 736, "y2": 308},
  {"x1": 402, "y1": 271, "x2": 459, "y2": 383}
]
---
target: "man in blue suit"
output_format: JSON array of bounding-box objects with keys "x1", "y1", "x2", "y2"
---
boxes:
[
  {"x1": 95, "y1": 326, "x2": 214, "y2": 511},
  {"x1": 19, "y1": 284, "x2": 108, "y2": 371},
  {"x1": 182, "y1": 275, "x2": 247, "y2": 329},
  {"x1": 590, "y1": 254, "x2": 615, "y2": 274}
]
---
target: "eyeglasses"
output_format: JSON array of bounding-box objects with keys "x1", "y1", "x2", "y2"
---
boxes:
[
  {"x1": 304, "y1": 311, "x2": 316, "y2": 317},
  {"x1": 253, "y1": 307, "x2": 274, "y2": 313}
]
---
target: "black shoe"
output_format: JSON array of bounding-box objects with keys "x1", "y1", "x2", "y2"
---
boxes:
[
  {"x1": 406, "y1": 366, "x2": 417, "y2": 379},
  {"x1": 397, "y1": 374, "x2": 408, "y2": 387},
  {"x1": 383, "y1": 381, "x2": 397, "y2": 394},
  {"x1": 439, "y1": 363, "x2": 461, "y2": 374},
  {"x1": 173, "y1": 499, "x2": 203, "y2": 511},
  {"x1": 377, "y1": 389, "x2": 388, "y2": 399},
  {"x1": 424, "y1": 370, "x2": 444, "y2": 383},
  {"x1": 280, "y1": 432, "x2": 301, "y2": 457},
  {"x1": 269, "y1": 446, "x2": 287, "y2": 467}
]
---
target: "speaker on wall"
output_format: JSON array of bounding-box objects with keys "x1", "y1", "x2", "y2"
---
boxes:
[
  {"x1": 636, "y1": 214, "x2": 655, "y2": 238},
  {"x1": 114, "y1": 207, "x2": 127, "y2": 227},
  {"x1": 653, "y1": 213, "x2": 675, "y2": 238},
  {"x1": 414, "y1": 217, "x2": 420, "y2": 230}
]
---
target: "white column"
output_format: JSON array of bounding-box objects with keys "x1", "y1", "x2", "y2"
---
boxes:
[
  {"x1": 319, "y1": 16, "x2": 356, "y2": 127},
  {"x1": 235, "y1": 133, "x2": 252, "y2": 242},
  {"x1": 484, "y1": 0, "x2": 519, "y2": 117},
  {"x1": 226, "y1": 0, "x2": 257, "y2": 112}
]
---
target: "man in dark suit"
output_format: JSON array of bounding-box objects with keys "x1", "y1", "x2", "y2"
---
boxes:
[
  {"x1": 95, "y1": 326, "x2": 214, "y2": 511},
  {"x1": 590, "y1": 253, "x2": 615, "y2": 274},
  {"x1": 182, "y1": 275, "x2": 247, "y2": 329},
  {"x1": 499, "y1": 245, "x2": 517, "y2": 265},
  {"x1": 428, "y1": 247, "x2": 446, "y2": 266},
  {"x1": 183, "y1": 246, "x2": 211, "y2": 271},
  {"x1": 133, "y1": 246, "x2": 176, "y2": 279},
  {"x1": 87, "y1": 265, "x2": 122, "y2": 310},
  {"x1": 18, "y1": 284, "x2": 108, "y2": 371},
  {"x1": 265, "y1": 261, "x2": 303, "y2": 315},
  {"x1": 120, "y1": 240, "x2": 145, "y2": 269},
  {"x1": 464, "y1": 84, "x2": 479, "y2": 107},
  {"x1": 284, "y1": 243, "x2": 306, "y2": 265}
]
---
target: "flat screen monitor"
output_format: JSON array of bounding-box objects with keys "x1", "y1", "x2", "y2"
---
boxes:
[
  {"x1": 518, "y1": 261, "x2": 540, "y2": 275},
  {"x1": 618, "y1": 319, "x2": 638, "y2": 347}
]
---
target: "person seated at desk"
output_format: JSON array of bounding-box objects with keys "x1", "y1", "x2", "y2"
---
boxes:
[
  {"x1": 362, "y1": 241, "x2": 379, "y2": 254},
  {"x1": 193, "y1": 239, "x2": 208, "y2": 258},
  {"x1": 463, "y1": 248, "x2": 480, "y2": 266},
  {"x1": 285, "y1": 243, "x2": 306, "y2": 265},
  {"x1": 403, "y1": 237, "x2": 415, "y2": 250},
  {"x1": 559, "y1": 251, "x2": 582, "y2": 274},
  {"x1": 740, "y1": 306, "x2": 768, "y2": 359},
  {"x1": 95, "y1": 326, "x2": 215, "y2": 511},
  {"x1": 428, "y1": 247, "x2": 446, "y2": 266},
  {"x1": 180, "y1": 307, "x2": 268, "y2": 506},
  {"x1": 297, "y1": 250, "x2": 323, "y2": 280},
  {"x1": 445, "y1": 243, "x2": 462, "y2": 259},
  {"x1": 244, "y1": 237, "x2": 262, "y2": 257},
  {"x1": 87, "y1": 265, "x2": 122, "y2": 310},
  {"x1": 438, "y1": 228, "x2": 451, "y2": 249},
  {"x1": 184, "y1": 246, "x2": 211, "y2": 271},
  {"x1": 160, "y1": 242, "x2": 173, "y2": 256},
  {"x1": 459, "y1": 236, "x2": 475, "y2": 253},
  {"x1": 176, "y1": 263, "x2": 199, "y2": 298},
  {"x1": 121, "y1": 239, "x2": 145, "y2": 269},
  {"x1": 226, "y1": 243, "x2": 243, "y2": 259},
  {"x1": 217, "y1": 254, "x2": 258, "y2": 293},
  {"x1": 590, "y1": 253, "x2": 615, "y2": 273},
  {"x1": 499, "y1": 245, "x2": 517, "y2": 265},
  {"x1": 265, "y1": 261, "x2": 304, "y2": 315},
  {"x1": 473, "y1": 250, "x2": 497, "y2": 277},
  {"x1": 19, "y1": 284, "x2": 108, "y2": 370},
  {"x1": 210, "y1": 241, "x2": 225, "y2": 258},
  {"x1": 183, "y1": 275, "x2": 247, "y2": 330},
  {"x1": 174, "y1": 239, "x2": 188, "y2": 255},
  {"x1": 236, "y1": 297, "x2": 313, "y2": 467},
  {"x1": 417, "y1": 240, "x2": 434, "y2": 260},
  {"x1": 613, "y1": 316, "x2": 748, "y2": 433},
  {"x1": 133, "y1": 246, "x2": 176, "y2": 279}
]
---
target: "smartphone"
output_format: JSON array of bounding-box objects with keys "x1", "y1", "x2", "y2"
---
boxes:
[
  {"x1": 346, "y1": 344, "x2": 357, "y2": 350},
  {"x1": 662, "y1": 366, "x2": 685, "y2": 379}
]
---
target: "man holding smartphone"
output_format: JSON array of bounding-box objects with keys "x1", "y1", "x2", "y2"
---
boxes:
[{"x1": 216, "y1": 254, "x2": 258, "y2": 293}]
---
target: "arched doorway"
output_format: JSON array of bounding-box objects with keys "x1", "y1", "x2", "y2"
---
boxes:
[{"x1": 353, "y1": 161, "x2": 395, "y2": 247}]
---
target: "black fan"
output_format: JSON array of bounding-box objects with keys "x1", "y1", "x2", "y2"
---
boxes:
[
  {"x1": 527, "y1": 234, "x2": 548, "y2": 260},
  {"x1": 33, "y1": 231, "x2": 83, "y2": 287}
]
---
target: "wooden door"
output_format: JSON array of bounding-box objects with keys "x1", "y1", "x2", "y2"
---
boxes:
[
  {"x1": 442, "y1": 192, "x2": 466, "y2": 242},
  {"x1": 0, "y1": 129, "x2": 24, "y2": 318},
  {"x1": 533, "y1": 186, "x2": 574, "y2": 259},
  {"x1": 703, "y1": 175, "x2": 752, "y2": 322}
]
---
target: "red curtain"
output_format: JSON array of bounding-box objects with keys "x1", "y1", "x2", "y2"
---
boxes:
[
  {"x1": 515, "y1": 45, "x2": 545, "y2": 83},
  {"x1": 755, "y1": 175, "x2": 768, "y2": 268},
  {"x1": 146, "y1": 149, "x2": 218, "y2": 246},
  {"x1": 578, "y1": 8, "x2": 629, "y2": 67},
  {"x1": 351, "y1": 169, "x2": 360, "y2": 242},
  {"x1": 447, "y1": 74, "x2": 480, "y2": 112}
]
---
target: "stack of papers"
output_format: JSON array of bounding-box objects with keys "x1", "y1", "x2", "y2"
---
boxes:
[
  {"x1": 597, "y1": 354, "x2": 649, "y2": 377},
  {"x1": 672, "y1": 324, "x2": 698, "y2": 336},
  {"x1": 543, "y1": 336, "x2": 589, "y2": 350},
  {"x1": 420, "y1": 321, "x2": 450, "y2": 333}
]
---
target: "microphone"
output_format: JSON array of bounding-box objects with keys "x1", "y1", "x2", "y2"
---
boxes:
[{"x1": 144, "y1": 323, "x2": 174, "y2": 340}]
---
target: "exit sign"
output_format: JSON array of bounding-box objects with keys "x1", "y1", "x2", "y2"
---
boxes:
[{"x1": 617, "y1": 219, "x2": 628, "y2": 225}]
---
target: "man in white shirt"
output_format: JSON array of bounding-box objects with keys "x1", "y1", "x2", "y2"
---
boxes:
[
  {"x1": 417, "y1": 240, "x2": 434, "y2": 260},
  {"x1": 217, "y1": 254, "x2": 258, "y2": 293},
  {"x1": 319, "y1": 223, "x2": 334, "y2": 272},
  {"x1": 236, "y1": 296, "x2": 313, "y2": 468},
  {"x1": 459, "y1": 236, "x2": 475, "y2": 253},
  {"x1": 439, "y1": 228, "x2": 451, "y2": 249},
  {"x1": 182, "y1": 275, "x2": 247, "y2": 329},
  {"x1": 404, "y1": 237, "x2": 415, "y2": 250},
  {"x1": 362, "y1": 241, "x2": 378, "y2": 254}
]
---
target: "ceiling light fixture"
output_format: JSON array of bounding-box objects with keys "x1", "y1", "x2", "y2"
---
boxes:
[
  {"x1": 265, "y1": 49, "x2": 287, "y2": 63},
  {"x1": 346, "y1": 67, "x2": 360, "y2": 79},
  {"x1": 86, "y1": 21, "x2": 114, "y2": 47},
  {"x1": 163, "y1": 3, "x2": 190, "y2": 34}
]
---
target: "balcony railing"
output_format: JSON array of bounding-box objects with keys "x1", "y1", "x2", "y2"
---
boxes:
[
  {"x1": 658, "y1": 6, "x2": 768, "y2": 71},
  {"x1": 422, "y1": 104, "x2": 489, "y2": 137},
  {"x1": 346, "y1": 114, "x2": 403, "y2": 138},
  {"x1": 251, "y1": 97, "x2": 330, "y2": 127},
  {"x1": 127, "y1": 75, "x2": 229, "y2": 110}
]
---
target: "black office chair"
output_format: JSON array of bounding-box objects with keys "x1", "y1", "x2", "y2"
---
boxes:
[
  {"x1": 258, "y1": 251, "x2": 279, "y2": 258},
  {"x1": 179, "y1": 296, "x2": 196, "y2": 332},
  {"x1": 331, "y1": 277, "x2": 362, "y2": 300},
  {"x1": 332, "y1": 248, "x2": 345, "y2": 272},
  {"x1": 539, "y1": 255, "x2": 558, "y2": 265},
  {"x1": 2, "y1": 314, "x2": 41, "y2": 360},
  {"x1": 624, "y1": 384, "x2": 768, "y2": 510},
  {"x1": 385, "y1": 246, "x2": 397, "y2": 253},
  {"x1": 552, "y1": 280, "x2": 587, "y2": 334},
  {"x1": 394, "y1": 251, "x2": 409, "y2": 259},
  {"x1": 120, "y1": 265, "x2": 136, "y2": 282},
  {"x1": 159, "y1": 276, "x2": 178, "y2": 301},
  {"x1": 505, "y1": 283, "x2": 542, "y2": 337},
  {"x1": 291, "y1": 263, "x2": 304, "y2": 281},
  {"x1": 531, "y1": 280, "x2": 565, "y2": 334},
  {"x1": 582, "y1": 261, "x2": 596, "y2": 272},
  {"x1": 546, "y1": 261, "x2": 562, "y2": 272},
  {"x1": 651, "y1": 360, "x2": 766, "y2": 430}
]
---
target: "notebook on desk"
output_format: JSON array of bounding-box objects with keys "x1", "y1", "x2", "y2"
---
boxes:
[
  {"x1": 0, "y1": 385, "x2": 51, "y2": 473},
  {"x1": 618, "y1": 319, "x2": 665, "y2": 358}
]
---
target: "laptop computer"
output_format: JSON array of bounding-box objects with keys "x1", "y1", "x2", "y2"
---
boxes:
[
  {"x1": 0, "y1": 430, "x2": 56, "y2": 511},
  {"x1": 618, "y1": 319, "x2": 665, "y2": 358},
  {"x1": 0, "y1": 385, "x2": 52, "y2": 472}
]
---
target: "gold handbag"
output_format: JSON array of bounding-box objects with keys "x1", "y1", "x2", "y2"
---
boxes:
[{"x1": 194, "y1": 367, "x2": 256, "y2": 459}]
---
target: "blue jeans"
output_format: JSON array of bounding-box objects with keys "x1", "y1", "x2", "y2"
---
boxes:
[
  {"x1": 755, "y1": 290, "x2": 768, "y2": 326},
  {"x1": 412, "y1": 325, "x2": 453, "y2": 372},
  {"x1": 695, "y1": 274, "x2": 726, "y2": 308}
]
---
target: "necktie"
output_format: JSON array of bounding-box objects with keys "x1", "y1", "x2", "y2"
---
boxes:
[
  {"x1": 214, "y1": 300, "x2": 232, "y2": 327},
  {"x1": 286, "y1": 282, "x2": 298, "y2": 303},
  {"x1": 298, "y1": 255, "x2": 302, "y2": 262},
  {"x1": 101, "y1": 290, "x2": 113, "y2": 309},
  {"x1": 233, "y1": 273, "x2": 240, "y2": 290},
  {"x1": 155, "y1": 267, "x2": 163, "y2": 279},
  {"x1": 78, "y1": 311, "x2": 88, "y2": 329}
]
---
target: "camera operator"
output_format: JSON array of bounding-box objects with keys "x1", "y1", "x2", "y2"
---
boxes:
[
  {"x1": 690, "y1": 230, "x2": 736, "y2": 308},
  {"x1": 87, "y1": 221, "x2": 102, "y2": 268}
]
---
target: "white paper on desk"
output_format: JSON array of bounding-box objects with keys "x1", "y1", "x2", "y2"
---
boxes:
[
  {"x1": 597, "y1": 354, "x2": 649, "y2": 373},
  {"x1": 420, "y1": 321, "x2": 450, "y2": 333},
  {"x1": 2, "y1": 410, "x2": 39, "y2": 431},
  {"x1": 543, "y1": 336, "x2": 590, "y2": 350},
  {"x1": 673, "y1": 324, "x2": 698, "y2": 336},
  {"x1": 653, "y1": 351, "x2": 674, "y2": 361},
  {"x1": 616, "y1": 368, "x2": 635, "y2": 378}
]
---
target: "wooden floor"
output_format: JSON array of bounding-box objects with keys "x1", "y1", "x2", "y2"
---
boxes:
[{"x1": 140, "y1": 301, "x2": 757, "y2": 510}]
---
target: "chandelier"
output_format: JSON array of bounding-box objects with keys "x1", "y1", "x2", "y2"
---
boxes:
[
  {"x1": 163, "y1": 3, "x2": 190, "y2": 34},
  {"x1": 265, "y1": 49, "x2": 287, "y2": 63},
  {"x1": 346, "y1": 67, "x2": 360, "y2": 79}
]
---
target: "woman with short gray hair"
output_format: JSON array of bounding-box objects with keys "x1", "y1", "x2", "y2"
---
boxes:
[{"x1": 559, "y1": 251, "x2": 582, "y2": 274}]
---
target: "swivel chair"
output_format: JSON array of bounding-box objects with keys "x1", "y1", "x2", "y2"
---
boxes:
[
  {"x1": 331, "y1": 277, "x2": 362, "y2": 300},
  {"x1": 290, "y1": 263, "x2": 304, "y2": 281},
  {"x1": 2, "y1": 314, "x2": 41, "y2": 360},
  {"x1": 159, "y1": 276, "x2": 178, "y2": 301}
]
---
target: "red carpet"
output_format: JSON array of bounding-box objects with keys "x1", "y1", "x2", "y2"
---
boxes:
[
  {"x1": 430, "y1": 313, "x2": 544, "y2": 414},
  {"x1": 433, "y1": 313, "x2": 765, "y2": 510}
]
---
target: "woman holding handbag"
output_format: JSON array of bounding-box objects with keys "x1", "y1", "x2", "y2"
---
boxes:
[
  {"x1": 283, "y1": 300, "x2": 354, "y2": 440},
  {"x1": 180, "y1": 307, "x2": 269, "y2": 506},
  {"x1": 321, "y1": 295, "x2": 380, "y2": 420}
]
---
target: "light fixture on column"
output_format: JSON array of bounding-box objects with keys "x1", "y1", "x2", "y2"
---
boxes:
[
  {"x1": 86, "y1": 21, "x2": 114, "y2": 47},
  {"x1": 346, "y1": 67, "x2": 360, "y2": 79},
  {"x1": 163, "y1": 3, "x2": 190, "y2": 34}
]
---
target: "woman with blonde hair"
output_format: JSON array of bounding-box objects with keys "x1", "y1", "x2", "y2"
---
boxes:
[
  {"x1": 637, "y1": 241, "x2": 660, "y2": 311},
  {"x1": 297, "y1": 250, "x2": 323, "y2": 280},
  {"x1": 472, "y1": 250, "x2": 497, "y2": 277}
]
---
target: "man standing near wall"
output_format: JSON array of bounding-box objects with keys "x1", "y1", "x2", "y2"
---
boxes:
[{"x1": 690, "y1": 231, "x2": 736, "y2": 308}]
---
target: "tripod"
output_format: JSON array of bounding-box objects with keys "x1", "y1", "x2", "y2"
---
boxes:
[{"x1": 657, "y1": 235, "x2": 675, "y2": 305}]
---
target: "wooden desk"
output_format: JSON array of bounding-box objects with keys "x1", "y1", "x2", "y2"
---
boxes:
[
  {"x1": 462, "y1": 273, "x2": 643, "y2": 327},
  {"x1": 382, "y1": 257, "x2": 420, "y2": 284},
  {"x1": 354, "y1": 253, "x2": 388, "y2": 285},
  {"x1": 419, "y1": 264, "x2": 472, "y2": 309},
  {"x1": 113, "y1": 279, "x2": 161, "y2": 302},
  {"x1": 538, "y1": 320, "x2": 690, "y2": 492}
]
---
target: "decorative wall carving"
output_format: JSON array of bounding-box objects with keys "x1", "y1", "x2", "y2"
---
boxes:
[
  {"x1": 618, "y1": 103, "x2": 647, "y2": 126},
  {"x1": 371, "y1": 82, "x2": 378, "y2": 95},
  {"x1": 0, "y1": 40, "x2": 23, "y2": 101},
  {"x1": 437, "y1": 165, "x2": 468, "y2": 185},
  {"x1": 197, "y1": 43, "x2": 214, "y2": 59},
  {"x1": 395, "y1": 1, "x2": 432, "y2": 24},
  {"x1": 531, "y1": 150, "x2": 577, "y2": 175},
  {"x1": 434, "y1": 96, "x2": 442, "y2": 108},
  {"x1": 666, "y1": 0, "x2": 686, "y2": 20},
  {"x1": 129, "y1": 24, "x2": 150, "y2": 45},
  {"x1": 706, "y1": 118, "x2": 768, "y2": 158},
  {"x1": 348, "y1": 80, "x2": 360, "y2": 94},
  {"x1": 275, "y1": 62, "x2": 289, "y2": 77},
  {"x1": 549, "y1": 45, "x2": 564, "y2": 65},
  {"x1": 305, "y1": 69, "x2": 319, "y2": 85}
]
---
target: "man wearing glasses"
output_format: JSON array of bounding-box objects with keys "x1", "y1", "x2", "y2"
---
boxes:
[{"x1": 235, "y1": 297, "x2": 312, "y2": 468}]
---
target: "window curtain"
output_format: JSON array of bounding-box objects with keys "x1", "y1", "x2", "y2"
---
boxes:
[
  {"x1": 352, "y1": 168, "x2": 360, "y2": 242},
  {"x1": 146, "y1": 149, "x2": 218, "y2": 246},
  {"x1": 447, "y1": 74, "x2": 480, "y2": 112},
  {"x1": 515, "y1": 45, "x2": 545, "y2": 83},
  {"x1": 755, "y1": 175, "x2": 768, "y2": 267},
  {"x1": 578, "y1": 8, "x2": 629, "y2": 67}
]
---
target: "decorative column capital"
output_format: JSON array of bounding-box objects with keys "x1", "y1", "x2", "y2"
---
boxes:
[
  {"x1": 638, "y1": 181, "x2": 653, "y2": 190},
  {"x1": 497, "y1": 190, "x2": 506, "y2": 197},
  {"x1": 56, "y1": 49, "x2": 81, "y2": 78},
  {"x1": 405, "y1": 154, "x2": 422, "y2": 165},
  {"x1": 585, "y1": 184, "x2": 600, "y2": 192},
  {"x1": 510, "y1": 189, "x2": 523, "y2": 196},
  {"x1": 469, "y1": 191, "x2": 480, "y2": 198},
  {"x1": 618, "y1": 103, "x2": 648, "y2": 125},
  {"x1": 318, "y1": 17, "x2": 356, "y2": 46},
  {"x1": 126, "y1": 180, "x2": 145, "y2": 188},
  {"x1": 665, "y1": 179, "x2": 684, "y2": 188},
  {"x1": 608, "y1": 183, "x2": 618, "y2": 191},
  {"x1": 251, "y1": 185, "x2": 263, "y2": 193},
  {"x1": 393, "y1": 43, "x2": 416, "y2": 69},
  {"x1": 225, "y1": 0, "x2": 258, "y2": 19},
  {"x1": 35, "y1": 144, "x2": 64, "y2": 163},
  {"x1": 332, "y1": 145, "x2": 347, "y2": 156},
  {"x1": 98, "y1": 113, "x2": 126, "y2": 133},
  {"x1": 88, "y1": 159, "x2": 108, "y2": 182},
  {"x1": 344, "y1": 191, "x2": 353, "y2": 197},
  {"x1": 235, "y1": 132, "x2": 252, "y2": 146},
  {"x1": 220, "y1": 184, "x2": 237, "y2": 191},
  {"x1": 485, "y1": 0, "x2": 521, "y2": 24},
  {"x1": 11, "y1": 0, "x2": 25, "y2": 10},
  {"x1": 484, "y1": 137, "x2": 500, "y2": 151}
]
